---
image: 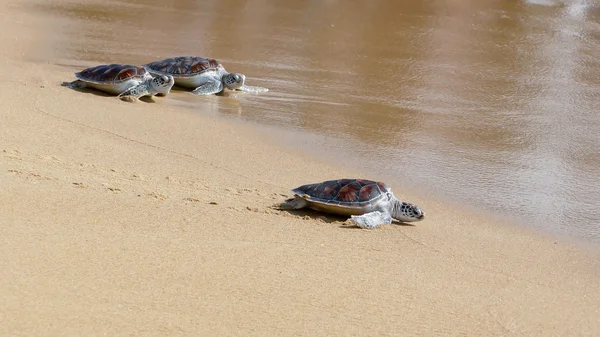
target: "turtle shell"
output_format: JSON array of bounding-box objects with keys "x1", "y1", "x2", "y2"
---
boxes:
[
  {"x1": 292, "y1": 179, "x2": 390, "y2": 208},
  {"x1": 143, "y1": 56, "x2": 223, "y2": 78},
  {"x1": 75, "y1": 64, "x2": 149, "y2": 84}
]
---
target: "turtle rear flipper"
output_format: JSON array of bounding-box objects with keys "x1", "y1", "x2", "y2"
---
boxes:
[
  {"x1": 283, "y1": 195, "x2": 308, "y2": 210},
  {"x1": 64, "y1": 80, "x2": 87, "y2": 89}
]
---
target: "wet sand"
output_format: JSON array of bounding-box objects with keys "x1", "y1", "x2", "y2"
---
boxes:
[{"x1": 2, "y1": 0, "x2": 600, "y2": 335}]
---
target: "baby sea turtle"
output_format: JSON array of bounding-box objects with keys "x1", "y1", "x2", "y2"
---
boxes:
[
  {"x1": 66, "y1": 64, "x2": 175, "y2": 100},
  {"x1": 143, "y1": 56, "x2": 268, "y2": 95},
  {"x1": 285, "y1": 179, "x2": 425, "y2": 229}
]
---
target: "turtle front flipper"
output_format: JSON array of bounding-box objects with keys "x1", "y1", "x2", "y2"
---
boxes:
[
  {"x1": 237, "y1": 84, "x2": 269, "y2": 93},
  {"x1": 117, "y1": 83, "x2": 151, "y2": 101},
  {"x1": 192, "y1": 78, "x2": 224, "y2": 95},
  {"x1": 347, "y1": 211, "x2": 392, "y2": 229}
]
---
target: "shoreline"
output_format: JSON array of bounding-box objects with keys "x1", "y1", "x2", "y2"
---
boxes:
[
  {"x1": 2, "y1": 1, "x2": 600, "y2": 335},
  {"x1": 175, "y1": 102, "x2": 600, "y2": 252}
]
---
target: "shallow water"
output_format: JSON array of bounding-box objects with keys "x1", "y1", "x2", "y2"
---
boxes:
[{"x1": 28, "y1": 0, "x2": 600, "y2": 244}]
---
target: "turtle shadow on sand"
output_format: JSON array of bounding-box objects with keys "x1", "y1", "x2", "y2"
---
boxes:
[
  {"x1": 168, "y1": 86, "x2": 191, "y2": 94},
  {"x1": 340, "y1": 220, "x2": 417, "y2": 229},
  {"x1": 61, "y1": 81, "x2": 158, "y2": 103},
  {"x1": 273, "y1": 202, "x2": 417, "y2": 229},
  {"x1": 273, "y1": 202, "x2": 347, "y2": 224},
  {"x1": 167, "y1": 85, "x2": 232, "y2": 98}
]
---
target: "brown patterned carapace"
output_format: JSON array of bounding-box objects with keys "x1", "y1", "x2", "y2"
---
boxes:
[
  {"x1": 76, "y1": 64, "x2": 147, "y2": 83},
  {"x1": 144, "y1": 56, "x2": 223, "y2": 77},
  {"x1": 292, "y1": 179, "x2": 390, "y2": 207}
]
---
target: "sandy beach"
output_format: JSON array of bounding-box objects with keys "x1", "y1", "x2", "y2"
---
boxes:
[{"x1": 2, "y1": 1, "x2": 600, "y2": 336}]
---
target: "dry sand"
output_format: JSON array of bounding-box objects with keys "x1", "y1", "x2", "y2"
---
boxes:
[{"x1": 2, "y1": 1, "x2": 600, "y2": 336}]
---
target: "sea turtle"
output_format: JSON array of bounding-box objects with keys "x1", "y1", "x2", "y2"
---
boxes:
[
  {"x1": 285, "y1": 179, "x2": 425, "y2": 229},
  {"x1": 66, "y1": 64, "x2": 175, "y2": 100},
  {"x1": 142, "y1": 56, "x2": 268, "y2": 95}
]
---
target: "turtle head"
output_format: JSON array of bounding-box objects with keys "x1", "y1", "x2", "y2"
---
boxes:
[
  {"x1": 392, "y1": 201, "x2": 425, "y2": 222},
  {"x1": 150, "y1": 75, "x2": 175, "y2": 95},
  {"x1": 223, "y1": 72, "x2": 245, "y2": 90}
]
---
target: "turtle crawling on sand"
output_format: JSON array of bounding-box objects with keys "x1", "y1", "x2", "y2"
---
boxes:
[
  {"x1": 66, "y1": 64, "x2": 175, "y2": 101},
  {"x1": 143, "y1": 56, "x2": 268, "y2": 95},
  {"x1": 285, "y1": 179, "x2": 425, "y2": 229}
]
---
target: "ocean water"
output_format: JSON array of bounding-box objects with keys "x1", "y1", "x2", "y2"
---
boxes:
[{"x1": 30, "y1": 0, "x2": 600, "y2": 245}]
